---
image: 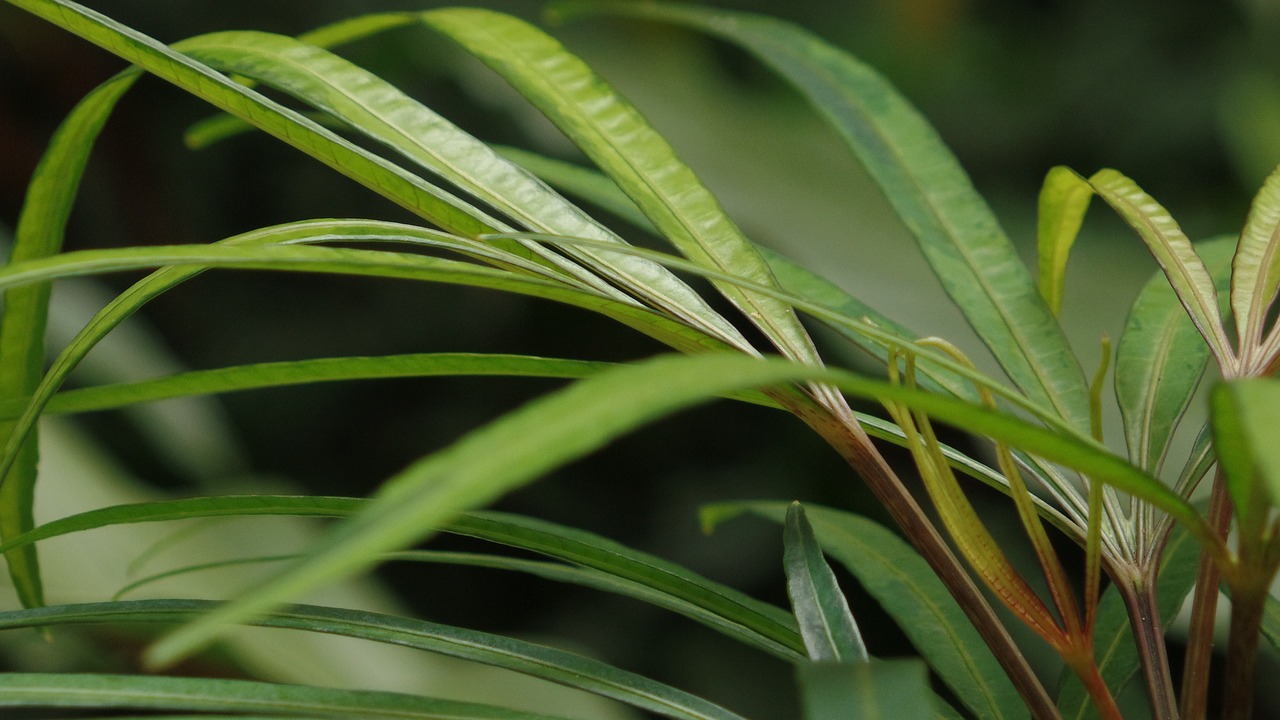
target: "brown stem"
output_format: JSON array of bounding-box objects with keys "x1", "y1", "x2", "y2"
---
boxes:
[
  {"x1": 785, "y1": 395, "x2": 1061, "y2": 720},
  {"x1": 1179, "y1": 473, "x2": 1233, "y2": 720},
  {"x1": 1221, "y1": 572, "x2": 1268, "y2": 720},
  {"x1": 1115, "y1": 572, "x2": 1178, "y2": 720}
]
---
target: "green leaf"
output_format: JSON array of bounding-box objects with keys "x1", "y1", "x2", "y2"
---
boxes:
[
  {"x1": 1116, "y1": 236, "x2": 1233, "y2": 473},
  {"x1": 709, "y1": 502, "x2": 1026, "y2": 720},
  {"x1": 783, "y1": 502, "x2": 867, "y2": 662},
  {"x1": 556, "y1": 0, "x2": 1092, "y2": 432},
  {"x1": 0, "y1": 672, "x2": 569, "y2": 719},
  {"x1": 178, "y1": 30, "x2": 751, "y2": 350},
  {"x1": 143, "y1": 354, "x2": 829, "y2": 667},
  {"x1": 1232, "y1": 163, "x2": 1280, "y2": 361},
  {"x1": 0, "y1": 600, "x2": 747, "y2": 720},
  {"x1": 0, "y1": 233, "x2": 739, "y2": 486},
  {"x1": 1036, "y1": 166, "x2": 1094, "y2": 316},
  {"x1": 0, "y1": 495, "x2": 802, "y2": 661},
  {"x1": 1088, "y1": 169, "x2": 1234, "y2": 368},
  {"x1": 1056, "y1": 527, "x2": 1200, "y2": 719},
  {"x1": 0, "y1": 69, "x2": 146, "y2": 612},
  {"x1": 1213, "y1": 379, "x2": 1280, "y2": 522},
  {"x1": 797, "y1": 660, "x2": 934, "y2": 720},
  {"x1": 416, "y1": 9, "x2": 833, "y2": 392}
]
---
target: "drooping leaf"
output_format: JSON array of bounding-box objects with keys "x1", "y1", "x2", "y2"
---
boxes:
[
  {"x1": 797, "y1": 660, "x2": 934, "y2": 720},
  {"x1": 0, "y1": 68, "x2": 147, "y2": 610},
  {"x1": 0, "y1": 672, "x2": 569, "y2": 719},
  {"x1": 1089, "y1": 169, "x2": 1235, "y2": 369},
  {"x1": 554, "y1": 0, "x2": 1092, "y2": 432},
  {"x1": 707, "y1": 502, "x2": 1027, "y2": 720},
  {"x1": 415, "y1": 9, "x2": 837, "y2": 404},
  {"x1": 179, "y1": 30, "x2": 752, "y2": 352},
  {"x1": 1232, "y1": 163, "x2": 1280, "y2": 363},
  {"x1": 1116, "y1": 236, "x2": 1233, "y2": 473},
  {"x1": 0, "y1": 600, "x2": 747, "y2": 720},
  {"x1": 1036, "y1": 166, "x2": 1094, "y2": 317},
  {"x1": 142, "y1": 354, "x2": 835, "y2": 667},
  {"x1": 783, "y1": 502, "x2": 867, "y2": 662}
]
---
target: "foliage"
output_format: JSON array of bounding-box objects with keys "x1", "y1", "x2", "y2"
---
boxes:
[{"x1": 1, "y1": 1, "x2": 1280, "y2": 718}]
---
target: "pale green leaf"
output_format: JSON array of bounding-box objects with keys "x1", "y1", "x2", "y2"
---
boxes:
[
  {"x1": 555, "y1": 0, "x2": 1092, "y2": 432},
  {"x1": 1116, "y1": 237, "x2": 1233, "y2": 473},
  {"x1": 179, "y1": 30, "x2": 750, "y2": 348},
  {"x1": 416, "y1": 9, "x2": 832, "y2": 392},
  {"x1": 708, "y1": 502, "x2": 1026, "y2": 720},
  {"x1": 0, "y1": 600, "x2": 747, "y2": 720},
  {"x1": 783, "y1": 502, "x2": 866, "y2": 663},
  {"x1": 1233, "y1": 163, "x2": 1280, "y2": 362},
  {"x1": 1036, "y1": 166, "x2": 1094, "y2": 316},
  {"x1": 1089, "y1": 169, "x2": 1234, "y2": 368}
]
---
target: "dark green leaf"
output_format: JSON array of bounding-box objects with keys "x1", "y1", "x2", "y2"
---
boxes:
[{"x1": 783, "y1": 502, "x2": 866, "y2": 662}]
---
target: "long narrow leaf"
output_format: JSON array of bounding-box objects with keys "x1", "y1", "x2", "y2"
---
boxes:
[
  {"x1": 1089, "y1": 169, "x2": 1235, "y2": 369},
  {"x1": 0, "y1": 69, "x2": 147, "y2": 610},
  {"x1": 0, "y1": 496, "x2": 803, "y2": 660},
  {"x1": 142, "y1": 354, "x2": 834, "y2": 666},
  {"x1": 415, "y1": 9, "x2": 835, "y2": 396},
  {"x1": 1116, "y1": 237, "x2": 1233, "y2": 473},
  {"x1": 1233, "y1": 163, "x2": 1280, "y2": 364},
  {"x1": 0, "y1": 672, "x2": 568, "y2": 719},
  {"x1": 179, "y1": 30, "x2": 751, "y2": 351},
  {"x1": 707, "y1": 502, "x2": 1026, "y2": 720},
  {"x1": 556, "y1": 0, "x2": 1092, "y2": 432},
  {"x1": 0, "y1": 600, "x2": 747, "y2": 720},
  {"x1": 783, "y1": 502, "x2": 866, "y2": 662}
]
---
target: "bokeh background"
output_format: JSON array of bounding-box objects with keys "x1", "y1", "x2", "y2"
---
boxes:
[{"x1": 2, "y1": 1, "x2": 1280, "y2": 717}]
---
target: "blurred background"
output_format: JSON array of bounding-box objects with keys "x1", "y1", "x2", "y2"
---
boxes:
[{"x1": 2, "y1": 0, "x2": 1280, "y2": 717}]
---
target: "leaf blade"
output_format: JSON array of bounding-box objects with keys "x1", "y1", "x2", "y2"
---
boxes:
[{"x1": 783, "y1": 502, "x2": 867, "y2": 662}]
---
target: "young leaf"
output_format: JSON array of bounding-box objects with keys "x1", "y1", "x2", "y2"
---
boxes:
[
  {"x1": 1116, "y1": 236, "x2": 1233, "y2": 473},
  {"x1": 708, "y1": 502, "x2": 1026, "y2": 720},
  {"x1": 1037, "y1": 166, "x2": 1095, "y2": 316},
  {"x1": 783, "y1": 502, "x2": 867, "y2": 662},
  {"x1": 1088, "y1": 169, "x2": 1235, "y2": 369},
  {"x1": 797, "y1": 660, "x2": 934, "y2": 720},
  {"x1": 554, "y1": 0, "x2": 1092, "y2": 432},
  {"x1": 415, "y1": 9, "x2": 835, "y2": 393},
  {"x1": 1232, "y1": 163, "x2": 1280, "y2": 364}
]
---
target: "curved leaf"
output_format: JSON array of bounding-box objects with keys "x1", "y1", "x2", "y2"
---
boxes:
[
  {"x1": 179, "y1": 30, "x2": 751, "y2": 351},
  {"x1": 554, "y1": 0, "x2": 1092, "y2": 432},
  {"x1": 783, "y1": 502, "x2": 866, "y2": 662},
  {"x1": 1116, "y1": 237, "x2": 1233, "y2": 473},
  {"x1": 1089, "y1": 169, "x2": 1234, "y2": 369},
  {"x1": 0, "y1": 496, "x2": 802, "y2": 661},
  {"x1": 415, "y1": 9, "x2": 835, "y2": 398},
  {"x1": 1233, "y1": 163, "x2": 1280, "y2": 363},
  {"x1": 0, "y1": 600, "x2": 748, "y2": 720},
  {"x1": 0, "y1": 672, "x2": 568, "y2": 719},
  {"x1": 0, "y1": 68, "x2": 147, "y2": 609},
  {"x1": 708, "y1": 502, "x2": 1026, "y2": 720},
  {"x1": 1037, "y1": 166, "x2": 1094, "y2": 317}
]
